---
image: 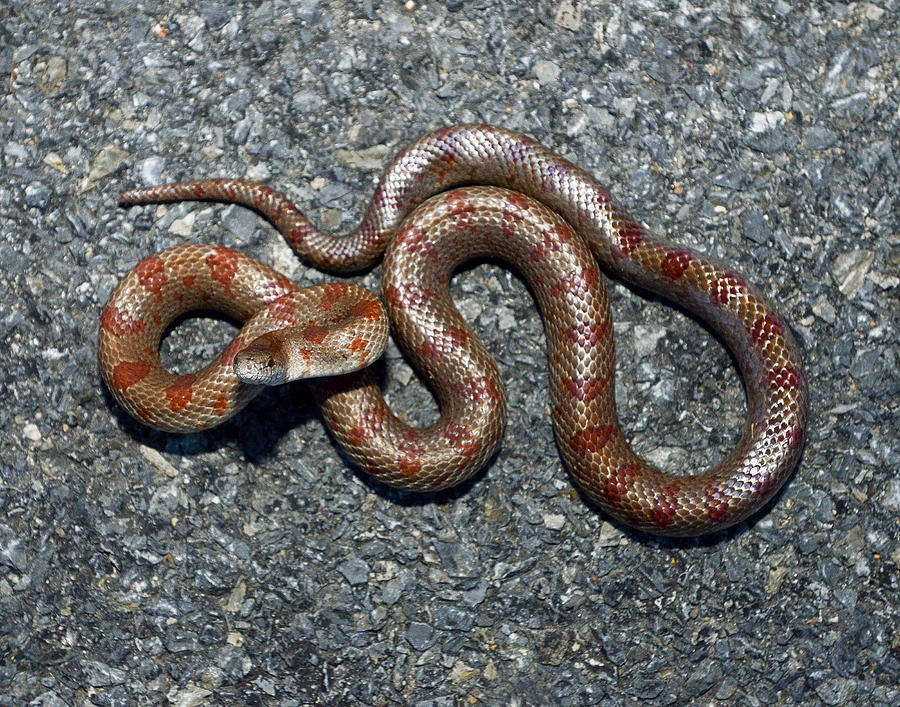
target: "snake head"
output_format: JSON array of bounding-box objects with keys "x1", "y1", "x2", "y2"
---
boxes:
[{"x1": 233, "y1": 332, "x2": 289, "y2": 386}]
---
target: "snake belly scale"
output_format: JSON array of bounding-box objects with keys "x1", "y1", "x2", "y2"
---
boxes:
[{"x1": 100, "y1": 124, "x2": 808, "y2": 536}]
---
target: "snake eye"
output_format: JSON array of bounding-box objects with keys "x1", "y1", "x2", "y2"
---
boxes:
[{"x1": 267, "y1": 357, "x2": 275, "y2": 368}]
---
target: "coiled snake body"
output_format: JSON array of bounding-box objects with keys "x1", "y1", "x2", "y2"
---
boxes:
[{"x1": 99, "y1": 125, "x2": 808, "y2": 536}]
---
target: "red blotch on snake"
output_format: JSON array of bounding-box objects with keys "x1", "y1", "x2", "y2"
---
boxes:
[
  {"x1": 266, "y1": 298, "x2": 299, "y2": 328},
  {"x1": 213, "y1": 395, "x2": 230, "y2": 417},
  {"x1": 530, "y1": 225, "x2": 571, "y2": 261},
  {"x1": 348, "y1": 336, "x2": 368, "y2": 355},
  {"x1": 651, "y1": 482, "x2": 682, "y2": 527},
  {"x1": 302, "y1": 324, "x2": 329, "y2": 345},
  {"x1": 111, "y1": 360, "x2": 151, "y2": 391},
  {"x1": 565, "y1": 321, "x2": 610, "y2": 351},
  {"x1": 348, "y1": 407, "x2": 385, "y2": 445},
  {"x1": 663, "y1": 250, "x2": 692, "y2": 280},
  {"x1": 348, "y1": 299, "x2": 383, "y2": 322},
  {"x1": 206, "y1": 247, "x2": 240, "y2": 292},
  {"x1": 551, "y1": 268, "x2": 599, "y2": 299},
  {"x1": 704, "y1": 482, "x2": 731, "y2": 522},
  {"x1": 710, "y1": 273, "x2": 748, "y2": 307},
  {"x1": 603, "y1": 463, "x2": 642, "y2": 504},
  {"x1": 767, "y1": 366, "x2": 803, "y2": 392},
  {"x1": 618, "y1": 225, "x2": 645, "y2": 255},
  {"x1": 385, "y1": 284, "x2": 433, "y2": 309},
  {"x1": 165, "y1": 374, "x2": 196, "y2": 411},
  {"x1": 453, "y1": 376, "x2": 501, "y2": 403},
  {"x1": 443, "y1": 423, "x2": 481, "y2": 458},
  {"x1": 135, "y1": 255, "x2": 167, "y2": 294},
  {"x1": 569, "y1": 425, "x2": 616, "y2": 456},
  {"x1": 101, "y1": 306, "x2": 144, "y2": 337},
  {"x1": 563, "y1": 376, "x2": 609, "y2": 403},
  {"x1": 420, "y1": 326, "x2": 469, "y2": 359},
  {"x1": 398, "y1": 431, "x2": 425, "y2": 477},
  {"x1": 750, "y1": 314, "x2": 784, "y2": 347},
  {"x1": 319, "y1": 282, "x2": 351, "y2": 310}
]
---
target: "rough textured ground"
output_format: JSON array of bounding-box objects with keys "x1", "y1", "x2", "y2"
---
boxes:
[{"x1": 1, "y1": 1, "x2": 897, "y2": 705}]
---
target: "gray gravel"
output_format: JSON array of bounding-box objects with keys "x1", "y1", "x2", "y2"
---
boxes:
[{"x1": 2, "y1": 1, "x2": 898, "y2": 704}]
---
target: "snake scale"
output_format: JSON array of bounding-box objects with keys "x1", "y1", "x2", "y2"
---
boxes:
[{"x1": 99, "y1": 125, "x2": 808, "y2": 536}]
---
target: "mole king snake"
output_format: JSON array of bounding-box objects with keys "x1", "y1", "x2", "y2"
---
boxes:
[{"x1": 100, "y1": 125, "x2": 808, "y2": 536}]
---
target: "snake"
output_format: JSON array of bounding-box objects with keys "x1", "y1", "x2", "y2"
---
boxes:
[{"x1": 99, "y1": 124, "x2": 808, "y2": 536}]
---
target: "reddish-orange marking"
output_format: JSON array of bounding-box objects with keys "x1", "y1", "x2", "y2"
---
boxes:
[
  {"x1": 206, "y1": 247, "x2": 240, "y2": 292},
  {"x1": 569, "y1": 425, "x2": 616, "y2": 456},
  {"x1": 704, "y1": 482, "x2": 730, "y2": 522},
  {"x1": 182, "y1": 274, "x2": 196, "y2": 289},
  {"x1": 301, "y1": 324, "x2": 329, "y2": 345},
  {"x1": 348, "y1": 406, "x2": 384, "y2": 445},
  {"x1": 710, "y1": 273, "x2": 747, "y2": 307},
  {"x1": 100, "y1": 306, "x2": 144, "y2": 336},
  {"x1": 348, "y1": 336, "x2": 368, "y2": 354},
  {"x1": 165, "y1": 374, "x2": 196, "y2": 411},
  {"x1": 385, "y1": 284, "x2": 433, "y2": 309},
  {"x1": 603, "y1": 463, "x2": 642, "y2": 503},
  {"x1": 319, "y1": 282, "x2": 351, "y2": 310},
  {"x1": 563, "y1": 376, "x2": 609, "y2": 402},
  {"x1": 529, "y1": 225, "x2": 570, "y2": 261},
  {"x1": 444, "y1": 189, "x2": 474, "y2": 218},
  {"x1": 398, "y1": 225, "x2": 440, "y2": 263},
  {"x1": 565, "y1": 321, "x2": 610, "y2": 350},
  {"x1": 267, "y1": 298, "x2": 298, "y2": 328},
  {"x1": 769, "y1": 419, "x2": 804, "y2": 451},
  {"x1": 270, "y1": 199, "x2": 284, "y2": 223},
  {"x1": 750, "y1": 314, "x2": 784, "y2": 347},
  {"x1": 212, "y1": 395, "x2": 230, "y2": 417},
  {"x1": 135, "y1": 255, "x2": 167, "y2": 294},
  {"x1": 651, "y1": 481, "x2": 681, "y2": 527},
  {"x1": 618, "y1": 225, "x2": 645, "y2": 255},
  {"x1": 663, "y1": 250, "x2": 692, "y2": 280},
  {"x1": 252, "y1": 185, "x2": 273, "y2": 211},
  {"x1": 443, "y1": 423, "x2": 480, "y2": 458},
  {"x1": 500, "y1": 193, "x2": 529, "y2": 239},
  {"x1": 433, "y1": 126, "x2": 459, "y2": 167},
  {"x1": 288, "y1": 223, "x2": 309, "y2": 246},
  {"x1": 420, "y1": 326, "x2": 469, "y2": 359},
  {"x1": 550, "y1": 268, "x2": 598, "y2": 299},
  {"x1": 453, "y1": 375, "x2": 501, "y2": 403},
  {"x1": 271, "y1": 273, "x2": 297, "y2": 296},
  {"x1": 504, "y1": 191, "x2": 532, "y2": 212},
  {"x1": 398, "y1": 431, "x2": 425, "y2": 477},
  {"x1": 348, "y1": 299, "x2": 383, "y2": 321},
  {"x1": 111, "y1": 360, "x2": 151, "y2": 391},
  {"x1": 767, "y1": 366, "x2": 802, "y2": 391}
]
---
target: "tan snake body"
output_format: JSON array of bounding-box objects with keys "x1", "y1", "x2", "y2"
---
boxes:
[{"x1": 100, "y1": 125, "x2": 808, "y2": 536}]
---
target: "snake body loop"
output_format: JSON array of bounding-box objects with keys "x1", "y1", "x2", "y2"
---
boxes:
[{"x1": 101, "y1": 125, "x2": 808, "y2": 536}]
